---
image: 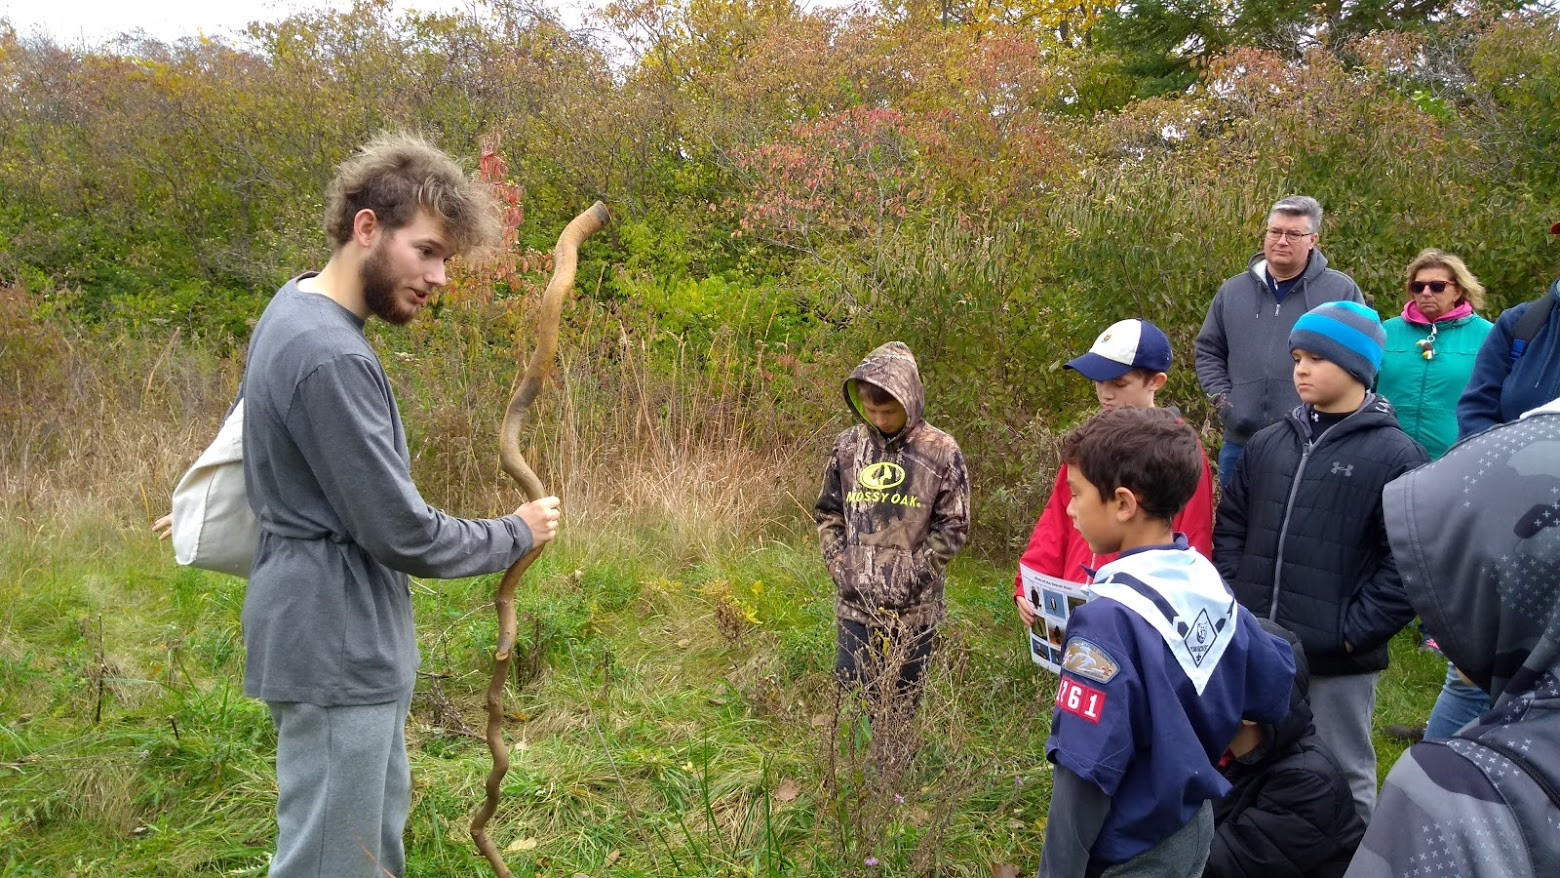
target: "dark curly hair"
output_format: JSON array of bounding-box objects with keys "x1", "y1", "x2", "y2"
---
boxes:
[{"x1": 1061, "y1": 407, "x2": 1202, "y2": 522}]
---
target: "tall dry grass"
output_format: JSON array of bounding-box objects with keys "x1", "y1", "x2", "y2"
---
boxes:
[
  {"x1": 0, "y1": 285, "x2": 830, "y2": 555},
  {"x1": 0, "y1": 284, "x2": 1449, "y2": 877},
  {"x1": 0, "y1": 287, "x2": 242, "y2": 527}
]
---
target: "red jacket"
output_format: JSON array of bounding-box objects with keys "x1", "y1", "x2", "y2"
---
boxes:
[{"x1": 1013, "y1": 448, "x2": 1215, "y2": 596}]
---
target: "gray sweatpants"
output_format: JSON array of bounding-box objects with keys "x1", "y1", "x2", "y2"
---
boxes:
[
  {"x1": 267, "y1": 695, "x2": 412, "y2": 878},
  {"x1": 1308, "y1": 671, "x2": 1381, "y2": 823}
]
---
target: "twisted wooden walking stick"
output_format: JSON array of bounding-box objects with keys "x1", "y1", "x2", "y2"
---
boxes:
[{"x1": 472, "y1": 201, "x2": 611, "y2": 877}]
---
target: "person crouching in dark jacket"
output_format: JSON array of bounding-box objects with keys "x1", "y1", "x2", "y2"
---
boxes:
[{"x1": 1206, "y1": 620, "x2": 1364, "y2": 878}]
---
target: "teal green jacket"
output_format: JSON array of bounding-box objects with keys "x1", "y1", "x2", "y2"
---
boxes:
[{"x1": 1377, "y1": 312, "x2": 1493, "y2": 459}]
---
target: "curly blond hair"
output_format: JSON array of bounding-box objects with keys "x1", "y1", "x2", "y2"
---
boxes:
[{"x1": 324, "y1": 132, "x2": 500, "y2": 257}]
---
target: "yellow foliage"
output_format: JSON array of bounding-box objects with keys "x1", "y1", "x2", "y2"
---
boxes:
[
  {"x1": 964, "y1": 0, "x2": 1121, "y2": 42},
  {"x1": 701, "y1": 578, "x2": 762, "y2": 639}
]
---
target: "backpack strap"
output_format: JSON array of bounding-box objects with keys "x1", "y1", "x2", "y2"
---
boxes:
[{"x1": 1509, "y1": 282, "x2": 1558, "y2": 364}]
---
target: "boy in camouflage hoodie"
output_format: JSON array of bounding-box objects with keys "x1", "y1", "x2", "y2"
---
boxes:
[{"x1": 815, "y1": 342, "x2": 971, "y2": 710}]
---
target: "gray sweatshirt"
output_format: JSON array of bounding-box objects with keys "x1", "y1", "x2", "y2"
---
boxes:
[
  {"x1": 1195, "y1": 249, "x2": 1364, "y2": 445},
  {"x1": 240, "y1": 276, "x2": 533, "y2": 705},
  {"x1": 1348, "y1": 401, "x2": 1560, "y2": 877}
]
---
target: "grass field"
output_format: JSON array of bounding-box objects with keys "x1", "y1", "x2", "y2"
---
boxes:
[{"x1": 0, "y1": 510, "x2": 1444, "y2": 877}]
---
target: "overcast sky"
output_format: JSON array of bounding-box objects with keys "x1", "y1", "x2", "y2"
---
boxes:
[{"x1": 0, "y1": 0, "x2": 594, "y2": 46}]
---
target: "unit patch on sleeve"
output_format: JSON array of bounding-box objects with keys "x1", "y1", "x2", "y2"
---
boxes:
[
  {"x1": 1061, "y1": 638, "x2": 1120, "y2": 684},
  {"x1": 1055, "y1": 677, "x2": 1107, "y2": 724}
]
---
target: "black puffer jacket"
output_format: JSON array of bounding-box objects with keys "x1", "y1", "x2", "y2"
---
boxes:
[
  {"x1": 1214, "y1": 394, "x2": 1427, "y2": 676},
  {"x1": 1206, "y1": 622, "x2": 1364, "y2": 878}
]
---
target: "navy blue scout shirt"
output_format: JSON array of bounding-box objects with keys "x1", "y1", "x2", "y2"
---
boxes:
[{"x1": 1045, "y1": 538, "x2": 1295, "y2": 866}]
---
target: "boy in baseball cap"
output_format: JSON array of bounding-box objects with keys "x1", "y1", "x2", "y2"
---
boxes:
[{"x1": 1013, "y1": 318, "x2": 1215, "y2": 628}]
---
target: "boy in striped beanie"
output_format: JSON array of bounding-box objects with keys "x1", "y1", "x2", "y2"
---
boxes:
[
  {"x1": 1290, "y1": 300, "x2": 1387, "y2": 391},
  {"x1": 1212, "y1": 299, "x2": 1428, "y2": 824}
]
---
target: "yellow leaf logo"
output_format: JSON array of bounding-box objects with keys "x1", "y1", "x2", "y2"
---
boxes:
[{"x1": 858, "y1": 462, "x2": 906, "y2": 490}]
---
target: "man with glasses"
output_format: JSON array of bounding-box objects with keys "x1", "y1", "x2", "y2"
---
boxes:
[{"x1": 1196, "y1": 195, "x2": 1365, "y2": 485}]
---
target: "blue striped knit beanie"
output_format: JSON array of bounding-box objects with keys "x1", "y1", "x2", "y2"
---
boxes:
[{"x1": 1289, "y1": 301, "x2": 1385, "y2": 387}]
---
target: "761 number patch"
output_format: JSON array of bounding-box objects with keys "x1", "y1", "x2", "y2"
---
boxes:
[{"x1": 1055, "y1": 677, "x2": 1106, "y2": 724}]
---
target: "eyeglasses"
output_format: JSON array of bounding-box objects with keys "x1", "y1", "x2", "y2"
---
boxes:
[
  {"x1": 1409, "y1": 280, "x2": 1456, "y2": 294},
  {"x1": 1265, "y1": 228, "x2": 1315, "y2": 242}
]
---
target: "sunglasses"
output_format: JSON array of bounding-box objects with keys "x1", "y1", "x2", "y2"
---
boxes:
[{"x1": 1409, "y1": 280, "x2": 1456, "y2": 294}]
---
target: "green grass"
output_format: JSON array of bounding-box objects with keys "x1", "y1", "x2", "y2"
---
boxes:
[
  {"x1": 1373, "y1": 622, "x2": 1449, "y2": 775},
  {"x1": 0, "y1": 515, "x2": 1443, "y2": 876}
]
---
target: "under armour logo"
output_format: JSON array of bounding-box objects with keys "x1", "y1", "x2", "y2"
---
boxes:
[{"x1": 1330, "y1": 462, "x2": 1354, "y2": 477}]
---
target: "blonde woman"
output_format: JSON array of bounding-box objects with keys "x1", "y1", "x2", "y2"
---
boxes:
[{"x1": 1376, "y1": 249, "x2": 1494, "y2": 459}]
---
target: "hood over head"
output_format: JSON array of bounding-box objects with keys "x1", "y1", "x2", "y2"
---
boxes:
[
  {"x1": 1383, "y1": 401, "x2": 1560, "y2": 705},
  {"x1": 844, "y1": 341, "x2": 925, "y2": 440}
]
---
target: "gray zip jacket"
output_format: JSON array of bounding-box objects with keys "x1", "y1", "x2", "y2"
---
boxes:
[
  {"x1": 240, "y1": 276, "x2": 534, "y2": 705},
  {"x1": 1196, "y1": 250, "x2": 1364, "y2": 445}
]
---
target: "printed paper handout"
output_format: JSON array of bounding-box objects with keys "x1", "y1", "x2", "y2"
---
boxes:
[{"x1": 1017, "y1": 562, "x2": 1092, "y2": 675}]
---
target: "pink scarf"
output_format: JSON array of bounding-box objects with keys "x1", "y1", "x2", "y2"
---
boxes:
[{"x1": 1402, "y1": 300, "x2": 1475, "y2": 326}]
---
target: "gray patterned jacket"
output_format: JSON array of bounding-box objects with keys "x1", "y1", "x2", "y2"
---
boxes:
[{"x1": 1348, "y1": 401, "x2": 1560, "y2": 877}]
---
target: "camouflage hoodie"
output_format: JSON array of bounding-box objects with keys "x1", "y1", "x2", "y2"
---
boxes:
[{"x1": 815, "y1": 342, "x2": 971, "y2": 629}]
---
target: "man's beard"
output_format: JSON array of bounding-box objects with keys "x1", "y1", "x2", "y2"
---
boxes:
[{"x1": 360, "y1": 243, "x2": 416, "y2": 326}]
